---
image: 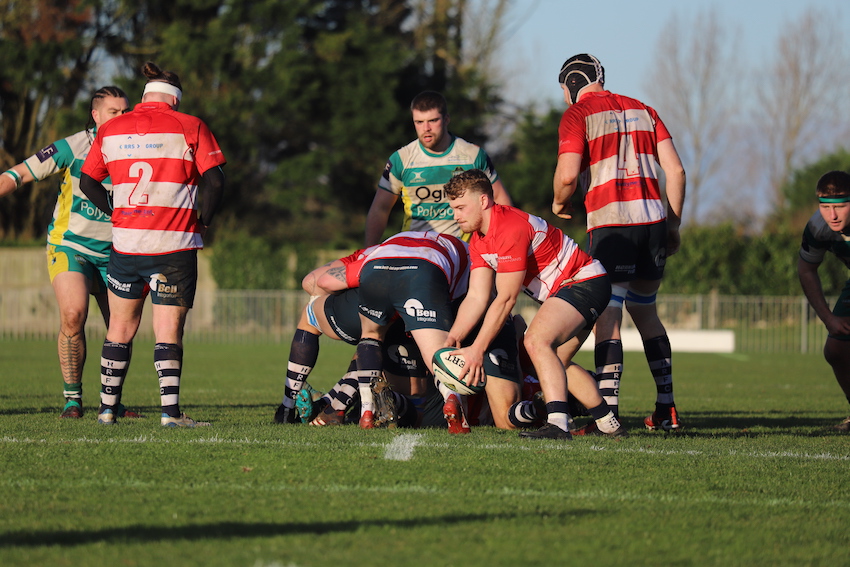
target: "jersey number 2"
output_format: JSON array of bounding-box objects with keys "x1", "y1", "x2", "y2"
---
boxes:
[{"x1": 128, "y1": 162, "x2": 153, "y2": 206}]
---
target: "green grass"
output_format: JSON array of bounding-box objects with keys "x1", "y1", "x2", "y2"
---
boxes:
[{"x1": 2, "y1": 339, "x2": 849, "y2": 567}]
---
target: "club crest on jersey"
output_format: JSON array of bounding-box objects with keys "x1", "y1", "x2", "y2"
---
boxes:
[{"x1": 36, "y1": 143, "x2": 59, "y2": 162}]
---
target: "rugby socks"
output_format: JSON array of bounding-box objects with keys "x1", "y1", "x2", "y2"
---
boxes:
[
  {"x1": 435, "y1": 379, "x2": 457, "y2": 401},
  {"x1": 282, "y1": 329, "x2": 320, "y2": 409},
  {"x1": 99, "y1": 341, "x2": 131, "y2": 413},
  {"x1": 508, "y1": 400, "x2": 538, "y2": 428},
  {"x1": 394, "y1": 392, "x2": 419, "y2": 428},
  {"x1": 323, "y1": 361, "x2": 359, "y2": 411},
  {"x1": 587, "y1": 400, "x2": 621, "y2": 434},
  {"x1": 355, "y1": 338, "x2": 382, "y2": 414},
  {"x1": 595, "y1": 339, "x2": 623, "y2": 417},
  {"x1": 155, "y1": 343, "x2": 183, "y2": 418},
  {"x1": 644, "y1": 335, "x2": 674, "y2": 411},
  {"x1": 545, "y1": 400, "x2": 571, "y2": 432},
  {"x1": 63, "y1": 382, "x2": 82, "y2": 403}
]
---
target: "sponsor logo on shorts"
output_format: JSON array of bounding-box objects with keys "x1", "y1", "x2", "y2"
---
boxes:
[
  {"x1": 361, "y1": 307, "x2": 384, "y2": 318},
  {"x1": 403, "y1": 299, "x2": 437, "y2": 322},
  {"x1": 74, "y1": 255, "x2": 88, "y2": 266},
  {"x1": 614, "y1": 264, "x2": 636, "y2": 274},
  {"x1": 388, "y1": 344, "x2": 419, "y2": 371},
  {"x1": 488, "y1": 348, "x2": 518, "y2": 375},
  {"x1": 655, "y1": 248, "x2": 667, "y2": 267},
  {"x1": 149, "y1": 273, "x2": 179, "y2": 298},
  {"x1": 107, "y1": 274, "x2": 132, "y2": 293}
]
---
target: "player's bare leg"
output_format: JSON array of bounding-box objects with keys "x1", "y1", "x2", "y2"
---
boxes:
[
  {"x1": 53, "y1": 272, "x2": 91, "y2": 418},
  {"x1": 824, "y1": 336, "x2": 850, "y2": 432}
]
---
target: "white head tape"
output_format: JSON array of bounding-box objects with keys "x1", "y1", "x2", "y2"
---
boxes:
[{"x1": 143, "y1": 81, "x2": 183, "y2": 101}]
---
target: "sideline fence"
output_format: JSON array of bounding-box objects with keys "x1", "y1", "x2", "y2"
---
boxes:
[{"x1": 0, "y1": 287, "x2": 832, "y2": 353}]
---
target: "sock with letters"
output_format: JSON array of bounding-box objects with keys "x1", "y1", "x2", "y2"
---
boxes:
[
  {"x1": 99, "y1": 341, "x2": 131, "y2": 414},
  {"x1": 155, "y1": 343, "x2": 183, "y2": 418},
  {"x1": 644, "y1": 335, "x2": 674, "y2": 412},
  {"x1": 595, "y1": 339, "x2": 622, "y2": 417},
  {"x1": 282, "y1": 329, "x2": 320, "y2": 409}
]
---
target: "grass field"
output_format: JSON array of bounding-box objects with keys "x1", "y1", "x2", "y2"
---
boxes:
[{"x1": 1, "y1": 339, "x2": 849, "y2": 567}]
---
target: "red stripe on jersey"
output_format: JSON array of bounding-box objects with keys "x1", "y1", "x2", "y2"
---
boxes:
[
  {"x1": 107, "y1": 158, "x2": 199, "y2": 186},
  {"x1": 585, "y1": 178, "x2": 660, "y2": 212},
  {"x1": 112, "y1": 206, "x2": 199, "y2": 233}
]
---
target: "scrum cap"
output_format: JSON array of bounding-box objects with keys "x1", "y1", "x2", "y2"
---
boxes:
[{"x1": 558, "y1": 53, "x2": 604, "y2": 104}]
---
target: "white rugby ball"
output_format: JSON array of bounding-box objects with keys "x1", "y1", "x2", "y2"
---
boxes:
[{"x1": 432, "y1": 347, "x2": 485, "y2": 395}]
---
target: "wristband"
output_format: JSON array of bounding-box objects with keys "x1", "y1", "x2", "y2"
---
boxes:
[{"x1": 3, "y1": 170, "x2": 22, "y2": 189}]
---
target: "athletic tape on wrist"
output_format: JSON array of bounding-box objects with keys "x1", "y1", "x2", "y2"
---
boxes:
[{"x1": 3, "y1": 170, "x2": 22, "y2": 189}]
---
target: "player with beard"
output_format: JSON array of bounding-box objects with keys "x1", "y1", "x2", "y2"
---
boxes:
[{"x1": 365, "y1": 91, "x2": 512, "y2": 246}]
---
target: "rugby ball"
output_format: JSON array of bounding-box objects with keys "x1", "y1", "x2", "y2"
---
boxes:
[{"x1": 432, "y1": 347, "x2": 485, "y2": 395}]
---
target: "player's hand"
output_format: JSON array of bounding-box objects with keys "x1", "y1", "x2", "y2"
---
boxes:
[
  {"x1": 825, "y1": 314, "x2": 850, "y2": 337},
  {"x1": 451, "y1": 346, "x2": 485, "y2": 387},
  {"x1": 552, "y1": 201, "x2": 573, "y2": 220}
]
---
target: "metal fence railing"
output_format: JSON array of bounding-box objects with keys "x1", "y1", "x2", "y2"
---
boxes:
[{"x1": 0, "y1": 286, "x2": 832, "y2": 353}]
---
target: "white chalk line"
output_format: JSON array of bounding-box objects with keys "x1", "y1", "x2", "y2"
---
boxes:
[
  {"x1": 2, "y1": 435, "x2": 847, "y2": 464},
  {"x1": 383, "y1": 433, "x2": 424, "y2": 461}
]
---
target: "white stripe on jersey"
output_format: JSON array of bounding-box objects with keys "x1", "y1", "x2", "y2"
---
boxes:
[
  {"x1": 100, "y1": 133, "x2": 193, "y2": 163},
  {"x1": 112, "y1": 227, "x2": 202, "y2": 255}
]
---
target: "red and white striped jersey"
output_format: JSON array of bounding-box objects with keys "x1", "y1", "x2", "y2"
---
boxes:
[
  {"x1": 342, "y1": 231, "x2": 470, "y2": 299},
  {"x1": 558, "y1": 91, "x2": 671, "y2": 231},
  {"x1": 82, "y1": 101, "x2": 226, "y2": 255},
  {"x1": 470, "y1": 205, "x2": 605, "y2": 302}
]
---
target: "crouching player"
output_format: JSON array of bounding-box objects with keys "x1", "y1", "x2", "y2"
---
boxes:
[
  {"x1": 323, "y1": 231, "x2": 524, "y2": 432},
  {"x1": 444, "y1": 169, "x2": 626, "y2": 440},
  {"x1": 798, "y1": 170, "x2": 850, "y2": 433}
]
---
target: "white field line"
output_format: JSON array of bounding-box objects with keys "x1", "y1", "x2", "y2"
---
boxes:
[
  {"x1": 2, "y1": 435, "x2": 848, "y2": 463},
  {"x1": 383, "y1": 433, "x2": 424, "y2": 461}
]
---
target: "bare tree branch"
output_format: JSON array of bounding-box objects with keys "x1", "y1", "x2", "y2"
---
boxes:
[{"x1": 644, "y1": 7, "x2": 741, "y2": 222}]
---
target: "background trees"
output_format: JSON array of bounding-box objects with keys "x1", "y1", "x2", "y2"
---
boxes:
[{"x1": 1, "y1": 1, "x2": 849, "y2": 292}]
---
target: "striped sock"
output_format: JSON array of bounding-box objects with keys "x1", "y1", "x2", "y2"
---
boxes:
[
  {"x1": 595, "y1": 339, "x2": 622, "y2": 417},
  {"x1": 355, "y1": 338, "x2": 382, "y2": 413},
  {"x1": 325, "y1": 363, "x2": 359, "y2": 411},
  {"x1": 282, "y1": 329, "x2": 320, "y2": 408},
  {"x1": 155, "y1": 343, "x2": 183, "y2": 418},
  {"x1": 508, "y1": 400, "x2": 538, "y2": 427},
  {"x1": 63, "y1": 381, "x2": 82, "y2": 402},
  {"x1": 100, "y1": 341, "x2": 131, "y2": 413},
  {"x1": 644, "y1": 335, "x2": 674, "y2": 410}
]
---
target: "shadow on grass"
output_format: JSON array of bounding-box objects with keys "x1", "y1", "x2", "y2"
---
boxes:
[
  {"x1": 0, "y1": 510, "x2": 592, "y2": 548},
  {"x1": 0, "y1": 403, "x2": 275, "y2": 417},
  {"x1": 617, "y1": 410, "x2": 847, "y2": 437}
]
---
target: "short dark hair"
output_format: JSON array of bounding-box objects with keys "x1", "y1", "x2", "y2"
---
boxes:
[
  {"x1": 86, "y1": 86, "x2": 129, "y2": 134},
  {"x1": 816, "y1": 170, "x2": 850, "y2": 198},
  {"x1": 444, "y1": 169, "x2": 493, "y2": 200},
  {"x1": 410, "y1": 91, "x2": 448, "y2": 116}
]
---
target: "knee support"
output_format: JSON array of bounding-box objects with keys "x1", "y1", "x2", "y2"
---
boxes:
[{"x1": 625, "y1": 288, "x2": 657, "y2": 307}]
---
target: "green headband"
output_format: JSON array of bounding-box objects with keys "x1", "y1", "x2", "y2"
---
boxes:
[{"x1": 819, "y1": 195, "x2": 850, "y2": 203}]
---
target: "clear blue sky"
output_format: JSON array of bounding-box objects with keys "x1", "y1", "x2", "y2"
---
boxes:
[{"x1": 501, "y1": 0, "x2": 849, "y2": 108}]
